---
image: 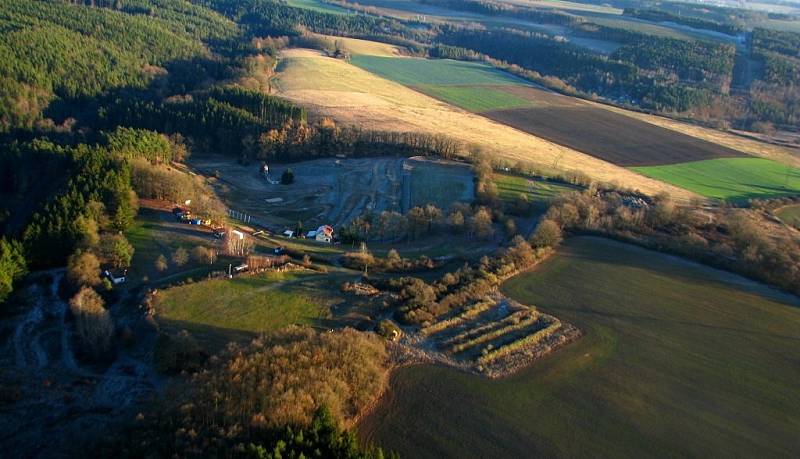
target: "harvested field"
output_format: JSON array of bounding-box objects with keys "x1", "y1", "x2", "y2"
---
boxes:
[
  {"x1": 274, "y1": 50, "x2": 698, "y2": 200},
  {"x1": 484, "y1": 104, "x2": 748, "y2": 166},
  {"x1": 592, "y1": 101, "x2": 800, "y2": 168},
  {"x1": 347, "y1": 55, "x2": 750, "y2": 167},
  {"x1": 320, "y1": 35, "x2": 405, "y2": 57},
  {"x1": 632, "y1": 157, "x2": 800, "y2": 201},
  {"x1": 359, "y1": 237, "x2": 800, "y2": 458}
]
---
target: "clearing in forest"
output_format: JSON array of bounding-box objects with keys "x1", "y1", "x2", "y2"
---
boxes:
[{"x1": 493, "y1": 173, "x2": 580, "y2": 204}]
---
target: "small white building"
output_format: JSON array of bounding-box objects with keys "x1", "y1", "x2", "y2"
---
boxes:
[{"x1": 306, "y1": 225, "x2": 334, "y2": 243}]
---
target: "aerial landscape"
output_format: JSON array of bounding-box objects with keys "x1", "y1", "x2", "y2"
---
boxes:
[{"x1": 0, "y1": 0, "x2": 799, "y2": 457}]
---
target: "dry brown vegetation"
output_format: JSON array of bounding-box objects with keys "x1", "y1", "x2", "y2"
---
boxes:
[
  {"x1": 188, "y1": 327, "x2": 388, "y2": 429},
  {"x1": 103, "y1": 327, "x2": 389, "y2": 457}
]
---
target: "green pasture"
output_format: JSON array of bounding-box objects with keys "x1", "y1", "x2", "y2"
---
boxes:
[
  {"x1": 155, "y1": 271, "x2": 338, "y2": 350},
  {"x1": 416, "y1": 84, "x2": 532, "y2": 112},
  {"x1": 632, "y1": 157, "x2": 800, "y2": 201},
  {"x1": 359, "y1": 237, "x2": 800, "y2": 458},
  {"x1": 349, "y1": 55, "x2": 528, "y2": 86}
]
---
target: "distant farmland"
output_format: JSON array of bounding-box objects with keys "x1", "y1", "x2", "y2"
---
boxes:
[
  {"x1": 632, "y1": 157, "x2": 800, "y2": 201},
  {"x1": 359, "y1": 237, "x2": 800, "y2": 458},
  {"x1": 416, "y1": 84, "x2": 532, "y2": 112},
  {"x1": 275, "y1": 50, "x2": 695, "y2": 199},
  {"x1": 349, "y1": 55, "x2": 527, "y2": 86},
  {"x1": 350, "y1": 55, "x2": 748, "y2": 168}
]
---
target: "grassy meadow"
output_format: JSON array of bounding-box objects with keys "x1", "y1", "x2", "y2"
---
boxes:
[
  {"x1": 494, "y1": 173, "x2": 579, "y2": 203},
  {"x1": 155, "y1": 271, "x2": 339, "y2": 350},
  {"x1": 632, "y1": 157, "x2": 800, "y2": 201},
  {"x1": 359, "y1": 237, "x2": 800, "y2": 458}
]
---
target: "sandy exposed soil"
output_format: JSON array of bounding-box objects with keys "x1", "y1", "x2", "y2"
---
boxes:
[{"x1": 274, "y1": 50, "x2": 699, "y2": 201}]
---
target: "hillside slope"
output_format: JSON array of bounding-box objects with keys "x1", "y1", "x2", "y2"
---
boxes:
[{"x1": 274, "y1": 49, "x2": 698, "y2": 200}]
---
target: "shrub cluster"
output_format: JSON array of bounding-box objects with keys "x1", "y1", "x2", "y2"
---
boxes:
[{"x1": 373, "y1": 234, "x2": 554, "y2": 324}]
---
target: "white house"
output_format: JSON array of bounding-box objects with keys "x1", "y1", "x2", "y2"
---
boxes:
[{"x1": 306, "y1": 225, "x2": 334, "y2": 243}]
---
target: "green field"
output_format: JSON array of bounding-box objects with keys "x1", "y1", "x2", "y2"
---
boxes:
[
  {"x1": 348, "y1": 55, "x2": 534, "y2": 113},
  {"x1": 632, "y1": 157, "x2": 800, "y2": 201},
  {"x1": 284, "y1": 0, "x2": 351, "y2": 14},
  {"x1": 155, "y1": 272, "x2": 337, "y2": 350},
  {"x1": 359, "y1": 237, "x2": 800, "y2": 457},
  {"x1": 776, "y1": 204, "x2": 800, "y2": 228},
  {"x1": 415, "y1": 84, "x2": 532, "y2": 112},
  {"x1": 349, "y1": 55, "x2": 527, "y2": 86},
  {"x1": 494, "y1": 173, "x2": 579, "y2": 203}
]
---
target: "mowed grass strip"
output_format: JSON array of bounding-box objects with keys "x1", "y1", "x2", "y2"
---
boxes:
[
  {"x1": 632, "y1": 157, "x2": 800, "y2": 201},
  {"x1": 349, "y1": 55, "x2": 528, "y2": 86},
  {"x1": 415, "y1": 85, "x2": 532, "y2": 112},
  {"x1": 359, "y1": 237, "x2": 800, "y2": 458},
  {"x1": 155, "y1": 272, "x2": 331, "y2": 348}
]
